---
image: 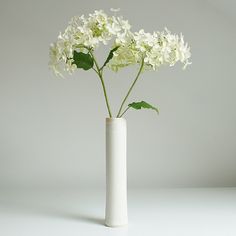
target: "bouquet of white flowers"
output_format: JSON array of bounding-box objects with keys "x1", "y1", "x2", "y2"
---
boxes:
[{"x1": 49, "y1": 9, "x2": 191, "y2": 118}]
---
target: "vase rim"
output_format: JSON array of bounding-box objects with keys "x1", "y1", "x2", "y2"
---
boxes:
[{"x1": 106, "y1": 117, "x2": 126, "y2": 121}]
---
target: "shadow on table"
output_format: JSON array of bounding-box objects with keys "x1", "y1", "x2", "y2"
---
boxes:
[
  {"x1": 53, "y1": 211, "x2": 104, "y2": 225},
  {"x1": 0, "y1": 197, "x2": 104, "y2": 226}
]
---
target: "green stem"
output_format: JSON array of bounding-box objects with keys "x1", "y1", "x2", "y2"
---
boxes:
[
  {"x1": 117, "y1": 59, "x2": 144, "y2": 117},
  {"x1": 89, "y1": 51, "x2": 113, "y2": 118},
  {"x1": 119, "y1": 106, "x2": 130, "y2": 118}
]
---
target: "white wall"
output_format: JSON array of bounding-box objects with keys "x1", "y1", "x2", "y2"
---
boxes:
[{"x1": 0, "y1": 0, "x2": 236, "y2": 189}]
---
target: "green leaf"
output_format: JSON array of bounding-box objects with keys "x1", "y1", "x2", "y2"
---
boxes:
[
  {"x1": 73, "y1": 51, "x2": 94, "y2": 70},
  {"x1": 128, "y1": 101, "x2": 159, "y2": 114},
  {"x1": 100, "y1": 46, "x2": 120, "y2": 70}
]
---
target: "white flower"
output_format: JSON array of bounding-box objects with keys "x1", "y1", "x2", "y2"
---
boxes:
[
  {"x1": 107, "y1": 32, "x2": 141, "y2": 72},
  {"x1": 108, "y1": 28, "x2": 191, "y2": 71},
  {"x1": 49, "y1": 10, "x2": 191, "y2": 76},
  {"x1": 49, "y1": 10, "x2": 131, "y2": 76},
  {"x1": 110, "y1": 8, "x2": 121, "y2": 13}
]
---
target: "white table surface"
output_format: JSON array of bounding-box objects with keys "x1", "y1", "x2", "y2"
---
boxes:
[{"x1": 0, "y1": 188, "x2": 236, "y2": 236}]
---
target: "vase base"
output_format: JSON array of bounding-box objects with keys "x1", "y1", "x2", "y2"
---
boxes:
[{"x1": 105, "y1": 222, "x2": 128, "y2": 228}]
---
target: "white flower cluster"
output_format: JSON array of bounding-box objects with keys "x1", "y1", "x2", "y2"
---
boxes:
[
  {"x1": 49, "y1": 10, "x2": 130, "y2": 76},
  {"x1": 108, "y1": 28, "x2": 191, "y2": 71},
  {"x1": 49, "y1": 10, "x2": 191, "y2": 76}
]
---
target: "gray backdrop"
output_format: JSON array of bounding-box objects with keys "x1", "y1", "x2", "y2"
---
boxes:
[{"x1": 0, "y1": 0, "x2": 236, "y2": 189}]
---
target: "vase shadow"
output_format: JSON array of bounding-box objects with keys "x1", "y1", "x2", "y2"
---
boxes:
[
  {"x1": 0, "y1": 198, "x2": 104, "y2": 226},
  {"x1": 50, "y1": 211, "x2": 104, "y2": 225}
]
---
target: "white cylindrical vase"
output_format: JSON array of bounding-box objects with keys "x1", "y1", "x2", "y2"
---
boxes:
[{"x1": 105, "y1": 118, "x2": 128, "y2": 227}]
